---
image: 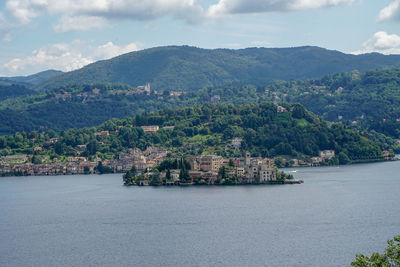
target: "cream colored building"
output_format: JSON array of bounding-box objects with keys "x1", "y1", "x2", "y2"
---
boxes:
[{"x1": 141, "y1": 126, "x2": 159, "y2": 133}]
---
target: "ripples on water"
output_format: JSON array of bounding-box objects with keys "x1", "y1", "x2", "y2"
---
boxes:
[{"x1": 0, "y1": 161, "x2": 399, "y2": 266}]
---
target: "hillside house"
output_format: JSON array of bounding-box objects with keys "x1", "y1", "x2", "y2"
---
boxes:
[{"x1": 141, "y1": 126, "x2": 159, "y2": 133}]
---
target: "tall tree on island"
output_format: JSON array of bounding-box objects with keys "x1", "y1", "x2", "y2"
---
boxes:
[{"x1": 166, "y1": 168, "x2": 171, "y2": 181}]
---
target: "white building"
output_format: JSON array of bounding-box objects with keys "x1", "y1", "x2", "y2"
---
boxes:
[{"x1": 319, "y1": 150, "x2": 335, "y2": 159}]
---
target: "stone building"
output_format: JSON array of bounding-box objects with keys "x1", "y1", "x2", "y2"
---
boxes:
[
  {"x1": 319, "y1": 150, "x2": 335, "y2": 159},
  {"x1": 141, "y1": 126, "x2": 159, "y2": 133}
]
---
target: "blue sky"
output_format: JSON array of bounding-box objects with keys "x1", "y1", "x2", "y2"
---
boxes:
[{"x1": 1, "y1": 0, "x2": 400, "y2": 76}]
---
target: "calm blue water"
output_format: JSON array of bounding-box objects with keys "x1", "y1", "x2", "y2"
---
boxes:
[{"x1": 1, "y1": 161, "x2": 400, "y2": 266}]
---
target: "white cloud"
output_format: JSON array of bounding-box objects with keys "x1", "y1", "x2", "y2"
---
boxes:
[
  {"x1": 250, "y1": 40, "x2": 270, "y2": 46},
  {"x1": 6, "y1": 0, "x2": 205, "y2": 31},
  {"x1": 53, "y1": 15, "x2": 109, "y2": 32},
  {"x1": 92, "y1": 42, "x2": 140, "y2": 59},
  {"x1": 0, "y1": 12, "x2": 14, "y2": 43},
  {"x1": 4, "y1": 0, "x2": 356, "y2": 31},
  {"x1": 0, "y1": 40, "x2": 140, "y2": 75},
  {"x1": 208, "y1": 0, "x2": 353, "y2": 17},
  {"x1": 377, "y1": 0, "x2": 400, "y2": 22},
  {"x1": 353, "y1": 31, "x2": 400, "y2": 55}
]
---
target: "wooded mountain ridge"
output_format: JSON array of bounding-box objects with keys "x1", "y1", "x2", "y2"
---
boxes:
[{"x1": 11, "y1": 45, "x2": 400, "y2": 92}]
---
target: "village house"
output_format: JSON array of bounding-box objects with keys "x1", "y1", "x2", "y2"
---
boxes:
[
  {"x1": 231, "y1": 137, "x2": 242, "y2": 150},
  {"x1": 189, "y1": 170, "x2": 203, "y2": 179},
  {"x1": 186, "y1": 155, "x2": 224, "y2": 172},
  {"x1": 94, "y1": 131, "x2": 110, "y2": 137},
  {"x1": 201, "y1": 171, "x2": 218, "y2": 184},
  {"x1": 55, "y1": 93, "x2": 72, "y2": 100},
  {"x1": 311, "y1": 157, "x2": 323, "y2": 165},
  {"x1": 171, "y1": 169, "x2": 181, "y2": 181},
  {"x1": 210, "y1": 95, "x2": 221, "y2": 102},
  {"x1": 141, "y1": 125, "x2": 159, "y2": 133},
  {"x1": 277, "y1": 105, "x2": 287, "y2": 113},
  {"x1": 49, "y1": 138, "x2": 59, "y2": 144},
  {"x1": 169, "y1": 91, "x2": 183, "y2": 97},
  {"x1": 136, "y1": 83, "x2": 151, "y2": 95}
]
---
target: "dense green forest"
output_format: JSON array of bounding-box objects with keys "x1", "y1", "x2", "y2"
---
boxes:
[
  {"x1": 0, "y1": 84, "x2": 36, "y2": 101},
  {"x1": 0, "y1": 83, "x2": 264, "y2": 134},
  {"x1": 0, "y1": 69, "x2": 400, "y2": 145},
  {"x1": 1, "y1": 66, "x2": 400, "y2": 153},
  {"x1": 1, "y1": 68, "x2": 400, "y2": 147},
  {"x1": 0, "y1": 102, "x2": 385, "y2": 164},
  {"x1": 35, "y1": 46, "x2": 400, "y2": 92},
  {"x1": 264, "y1": 69, "x2": 400, "y2": 138}
]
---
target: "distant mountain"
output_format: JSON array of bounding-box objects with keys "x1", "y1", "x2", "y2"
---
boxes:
[
  {"x1": 0, "y1": 84, "x2": 36, "y2": 101},
  {"x1": 35, "y1": 46, "x2": 400, "y2": 92},
  {"x1": 0, "y1": 70, "x2": 63, "y2": 88}
]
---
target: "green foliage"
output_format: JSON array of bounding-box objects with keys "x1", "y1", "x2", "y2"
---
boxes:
[
  {"x1": 218, "y1": 166, "x2": 227, "y2": 180},
  {"x1": 274, "y1": 157, "x2": 284, "y2": 168},
  {"x1": 338, "y1": 152, "x2": 351, "y2": 165},
  {"x1": 1, "y1": 67, "x2": 399, "y2": 152},
  {"x1": 0, "y1": 102, "x2": 384, "y2": 163},
  {"x1": 1, "y1": 70, "x2": 62, "y2": 88},
  {"x1": 157, "y1": 158, "x2": 190, "y2": 171},
  {"x1": 123, "y1": 166, "x2": 137, "y2": 185},
  {"x1": 83, "y1": 166, "x2": 90, "y2": 175},
  {"x1": 123, "y1": 169, "x2": 135, "y2": 185},
  {"x1": 179, "y1": 168, "x2": 190, "y2": 183},
  {"x1": 229, "y1": 159, "x2": 235, "y2": 167},
  {"x1": 149, "y1": 169, "x2": 161, "y2": 185},
  {"x1": 31, "y1": 155, "x2": 42, "y2": 164},
  {"x1": 96, "y1": 161, "x2": 113, "y2": 174},
  {"x1": 351, "y1": 235, "x2": 400, "y2": 267},
  {"x1": 264, "y1": 69, "x2": 400, "y2": 139},
  {"x1": 0, "y1": 84, "x2": 36, "y2": 101}
]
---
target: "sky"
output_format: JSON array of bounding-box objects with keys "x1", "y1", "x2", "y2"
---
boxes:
[{"x1": 1, "y1": 0, "x2": 400, "y2": 76}]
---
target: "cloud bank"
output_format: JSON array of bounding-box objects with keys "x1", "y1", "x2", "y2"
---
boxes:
[
  {"x1": 5, "y1": 0, "x2": 353, "y2": 32},
  {"x1": 208, "y1": 0, "x2": 353, "y2": 17},
  {"x1": 1, "y1": 40, "x2": 140, "y2": 76},
  {"x1": 6, "y1": 0, "x2": 205, "y2": 29},
  {"x1": 354, "y1": 31, "x2": 400, "y2": 55}
]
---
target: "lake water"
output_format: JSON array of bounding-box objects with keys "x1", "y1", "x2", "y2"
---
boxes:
[{"x1": 1, "y1": 161, "x2": 400, "y2": 267}]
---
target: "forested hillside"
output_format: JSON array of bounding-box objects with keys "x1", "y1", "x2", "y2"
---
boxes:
[
  {"x1": 1, "y1": 68, "x2": 400, "y2": 145},
  {"x1": 0, "y1": 84, "x2": 36, "y2": 101},
  {"x1": 264, "y1": 69, "x2": 400, "y2": 138},
  {"x1": 35, "y1": 46, "x2": 400, "y2": 92},
  {"x1": 0, "y1": 70, "x2": 62, "y2": 88},
  {"x1": 0, "y1": 83, "x2": 261, "y2": 135},
  {"x1": 0, "y1": 102, "x2": 384, "y2": 164}
]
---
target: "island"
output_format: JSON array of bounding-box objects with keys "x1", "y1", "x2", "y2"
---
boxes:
[{"x1": 123, "y1": 152, "x2": 303, "y2": 186}]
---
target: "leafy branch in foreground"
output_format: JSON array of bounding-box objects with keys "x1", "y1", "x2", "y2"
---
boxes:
[{"x1": 351, "y1": 235, "x2": 400, "y2": 267}]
